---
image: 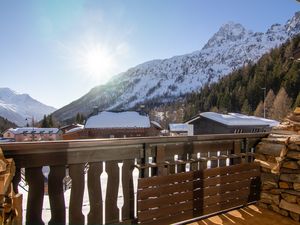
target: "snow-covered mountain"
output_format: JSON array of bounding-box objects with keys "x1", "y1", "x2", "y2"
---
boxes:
[
  {"x1": 53, "y1": 12, "x2": 300, "y2": 122},
  {"x1": 0, "y1": 88, "x2": 56, "y2": 126}
]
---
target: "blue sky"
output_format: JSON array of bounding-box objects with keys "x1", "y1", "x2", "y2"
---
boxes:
[{"x1": 0, "y1": 0, "x2": 299, "y2": 108}]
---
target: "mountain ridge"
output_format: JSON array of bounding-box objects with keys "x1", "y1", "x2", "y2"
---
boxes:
[
  {"x1": 53, "y1": 12, "x2": 300, "y2": 122},
  {"x1": 0, "y1": 88, "x2": 56, "y2": 126}
]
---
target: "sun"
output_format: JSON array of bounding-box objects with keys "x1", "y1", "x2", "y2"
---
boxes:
[{"x1": 75, "y1": 42, "x2": 116, "y2": 82}]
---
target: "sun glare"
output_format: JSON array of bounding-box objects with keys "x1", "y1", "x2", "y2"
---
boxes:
[{"x1": 73, "y1": 41, "x2": 117, "y2": 83}]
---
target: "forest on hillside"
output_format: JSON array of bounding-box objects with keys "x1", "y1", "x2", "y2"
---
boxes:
[
  {"x1": 0, "y1": 116, "x2": 16, "y2": 134},
  {"x1": 183, "y1": 35, "x2": 300, "y2": 121}
]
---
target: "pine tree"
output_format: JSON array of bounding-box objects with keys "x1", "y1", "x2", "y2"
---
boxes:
[
  {"x1": 41, "y1": 115, "x2": 49, "y2": 128},
  {"x1": 254, "y1": 101, "x2": 264, "y2": 117},
  {"x1": 270, "y1": 87, "x2": 292, "y2": 121},
  {"x1": 48, "y1": 115, "x2": 53, "y2": 128},
  {"x1": 241, "y1": 99, "x2": 251, "y2": 115},
  {"x1": 265, "y1": 89, "x2": 275, "y2": 118}
]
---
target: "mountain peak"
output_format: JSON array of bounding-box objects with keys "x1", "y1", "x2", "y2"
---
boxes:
[
  {"x1": 203, "y1": 22, "x2": 247, "y2": 50},
  {"x1": 285, "y1": 11, "x2": 300, "y2": 36},
  {"x1": 0, "y1": 87, "x2": 56, "y2": 126}
]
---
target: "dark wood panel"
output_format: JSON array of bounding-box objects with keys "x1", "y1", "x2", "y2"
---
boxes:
[
  {"x1": 138, "y1": 170, "x2": 259, "y2": 200},
  {"x1": 139, "y1": 190, "x2": 194, "y2": 211},
  {"x1": 48, "y1": 166, "x2": 66, "y2": 225},
  {"x1": 1, "y1": 133, "x2": 268, "y2": 168},
  {"x1": 140, "y1": 209, "x2": 195, "y2": 225},
  {"x1": 122, "y1": 160, "x2": 135, "y2": 220},
  {"x1": 201, "y1": 196, "x2": 249, "y2": 215},
  {"x1": 87, "y1": 162, "x2": 102, "y2": 225},
  {"x1": 25, "y1": 167, "x2": 45, "y2": 225},
  {"x1": 193, "y1": 141, "x2": 234, "y2": 153},
  {"x1": 139, "y1": 179, "x2": 256, "y2": 210},
  {"x1": 105, "y1": 161, "x2": 119, "y2": 224},
  {"x1": 69, "y1": 164, "x2": 85, "y2": 225},
  {"x1": 138, "y1": 163, "x2": 259, "y2": 189},
  {"x1": 138, "y1": 200, "x2": 193, "y2": 222}
]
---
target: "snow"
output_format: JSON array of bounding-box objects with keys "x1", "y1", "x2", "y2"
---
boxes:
[
  {"x1": 228, "y1": 113, "x2": 280, "y2": 127},
  {"x1": 55, "y1": 12, "x2": 300, "y2": 122},
  {"x1": 8, "y1": 127, "x2": 60, "y2": 134},
  {"x1": 0, "y1": 88, "x2": 56, "y2": 126},
  {"x1": 150, "y1": 121, "x2": 162, "y2": 129},
  {"x1": 200, "y1": 112, "x2": 273, "y2": 126},
  {"x1": 66, "y1": 125, "x2": 84, "y2": 133},
  {"x1": 169, "y1": 123, "x2": 189, "y2": 132},
  {"x1": 85, "y1": 111, "x2": 151, "y2": 128}
]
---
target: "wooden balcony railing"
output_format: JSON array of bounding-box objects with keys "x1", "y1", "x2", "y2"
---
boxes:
[{"x1": 0, "y1": 133, "x2": 268, "y2": 225}]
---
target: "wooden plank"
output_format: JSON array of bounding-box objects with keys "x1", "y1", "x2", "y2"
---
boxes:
[
  {"x1": 138, "y1": 170, "x2": 259, "y2": 200},
  {"x1": 138, "y1": 190, "x2": 249, "y2": 222},
  {"x1": 193, "y1": 141, "x2": 234, "y2": 153},
  {"x1": 138, "y1": 163, "x2": 259, "y2": 189},
  {"x1": 138, "y1": 200, "x2": 193, "y2": 222},
  {"x1": 1, "y1": 133, "x2": 268, "y2": 168},
  {"x1": 87, "y1": 162, "x2": 102, "y2": 225},
  {"x1": 48, "y1": 165, "x2": 66, "y2": 225},
  {"x1": 122, "y1": 159, "x2": 135, "y2": 220},
  {"x1": 105, "y1": 161, "x2": 119, "y2": 223},
  {"x1": 141, "y1": 209, "x2": 195, "y2": 225},
  {"x1": 201, "y1": 197, "x2": 249, "y2": 215},
  {"x1": 139, "y1": 187, "x2": 251, "y2": 213},
  {"x1": 69, "y1": 164, "x2": 85, "y2": 225},
  {"x1": 139, "y1": 190, "x2": 195, "y2": 211},
  {"x1": 138, "y1": 180, "x2": 251, "y2": 210},
  {"x1": 25, "y1": 167, "x2": 45, "y2": 225}
]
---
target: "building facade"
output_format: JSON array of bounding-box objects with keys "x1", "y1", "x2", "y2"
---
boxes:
[
  {"x1": 186, "y1": 112, "x2": 279, "y2": 135},
  {"x1": 63, "y1": 111, "x2": 161, "y2": 140},
  {"x1": 3, "y1": 127, "x2": 62, "y2": 142}
]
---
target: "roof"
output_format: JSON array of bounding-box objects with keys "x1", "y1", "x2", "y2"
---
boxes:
[
  {"x1": 228, "y1": 113, "x2": 279, "y2": 127},
  {"x1": 169, "y1": 123, "x2": 189, "y2": 132},
  {"x1": 85, "y1": 111, "x2": 151, "y2": 129},
  {"x1": 200, "y1": 112, "x2": 279, "y2": 127},
  {"x1": 151, "y1": 121, "x2": 162, "y2": 130},
  {"x1": 66, "y1": 124, "x2": 84, "y2": 133},
  {"x1": 7, "y1": 127, "x2": 60, "y2": 134}
]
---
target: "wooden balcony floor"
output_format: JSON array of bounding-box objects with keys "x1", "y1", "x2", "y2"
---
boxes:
[{"x1": 188, "y1": 205, "x2": 298, "y2": 225}]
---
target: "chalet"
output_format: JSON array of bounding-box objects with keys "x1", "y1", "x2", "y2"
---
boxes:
[
  {"x1": 3, "y1": 127, "x2": 62, "y2": 141},
  {"x1": 186, "y1": 112, "x2": 279, "y2": 135},
  {"x1": 63, "y1": 111, "x2": 161, "y2": 140},
  {"x1": 169, "y1": 123, "x2": 193, "y2": 136}
]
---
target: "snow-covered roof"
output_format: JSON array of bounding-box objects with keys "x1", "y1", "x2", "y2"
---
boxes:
[
  {"x1": 85, "y1": 111, "x2": 151, "y2": 129},
  {"x1": 151, "y1": 121, "x2": 162, "y2": 129},
  {"x1": 7, "y1": 127, "x2": 60, "y2": 134},
  {"x1": 66, "y1": 124, "x2": 84, "y2": 133},
  {"x1": 200, "y1": 112, "x2": 277, "y2": 127},
  {"x1": 228, "y1": 113, "x2": 279, "y2": 127},
  {"x1": 169, "y1": 123, "x2": 189, "y2": 132}
]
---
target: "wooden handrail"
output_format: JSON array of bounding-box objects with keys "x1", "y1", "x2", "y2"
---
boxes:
[{"x1": 0, "y1": 133, "x2": 268, "y2": 225}]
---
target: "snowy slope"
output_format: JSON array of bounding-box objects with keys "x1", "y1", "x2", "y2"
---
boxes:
[
  {"x1": 0, "y1": 88, "x2": 56, "y2": 126},
  {"x1": 53, "y1": 12, "x2": 300, "y2": 122}
]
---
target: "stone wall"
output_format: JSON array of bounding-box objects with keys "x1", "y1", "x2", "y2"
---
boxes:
[{"x1": 256, "y1": 107, "x2": 300, "y2": 222}]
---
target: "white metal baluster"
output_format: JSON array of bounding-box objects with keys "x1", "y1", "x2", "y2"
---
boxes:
[
  {"x1": 100, "y1": 162, "x2": 108, "y2": 225},
  {"x1": 174, "y1": 155, "x2": 179, "y2": 174},
  {"x1": 117, "y1": 163, "x2": 124, "y2": 222},
  {"x1": 226, "y1": 150, "x2": 230, "y2": 166},
  {"x1": 132, "y1": 159, "x2": 139, "y2": 219},
  {"x1": 148, "y1": 157, "x2": 153, "y2": 177},
  {"x1": 217, "y1": 151, "x2": 220, "y2": 167},
  {"x1": 185, "y1": 154, "x2": 190, "y2": 172},
  {"x1": 197, "y1": 152, "x2": 201, "y2": 170},
  {"x1": 207, "y1": 152, "x2": 211, "y2": 169}
]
